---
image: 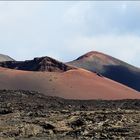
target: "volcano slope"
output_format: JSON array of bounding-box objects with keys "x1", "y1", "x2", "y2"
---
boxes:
[
  {"x1": 0, "y1": 62, "x2": 139, "y2": 100},
  {"x1": 68, "y1": 51, "x2": 140, "y2": 92},
  {"x1": 0, "y1": 54, "x2": 14, "y2": 62}
]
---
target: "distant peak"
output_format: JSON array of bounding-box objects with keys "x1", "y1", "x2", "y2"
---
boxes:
[
  {"x1": 85, "y1": 51, "x2": 104, "y2": 56},
  {"x1": 0, "y1": 54, "x2": 15, "y2": 62},
  {"x1": 76, "y1": 51, "x2": 107, "y2": 60}
]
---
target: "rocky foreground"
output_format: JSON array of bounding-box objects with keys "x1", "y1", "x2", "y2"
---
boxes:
[{"x1": 0, "y1": 90, "x2": 140, "y2": 140}]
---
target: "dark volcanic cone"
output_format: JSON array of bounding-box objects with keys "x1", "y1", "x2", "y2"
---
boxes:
[{"x1": 68, "y1": 51, "x2": 140, "y2": 92}]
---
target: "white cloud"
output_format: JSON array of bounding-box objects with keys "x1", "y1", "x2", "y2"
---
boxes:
[
  {"x1": 63, "y1": 1, "x2": 91, "y2": 25},
  {"x1": 63, "y1": 1, "x2": 140, "y2": 35}
]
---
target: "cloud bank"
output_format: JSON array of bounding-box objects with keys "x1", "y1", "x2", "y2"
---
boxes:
[{"x1": 0, "y1": 1, "x2": 140, "y2": 67}]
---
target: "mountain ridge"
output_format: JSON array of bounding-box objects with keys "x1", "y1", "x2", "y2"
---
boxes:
[{"x1": 0, "y1": 56, "x2": 75, "y2": 72}]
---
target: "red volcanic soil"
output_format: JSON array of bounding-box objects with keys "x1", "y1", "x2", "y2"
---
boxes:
[{"x1": 0, "y1": 67, "x2": 139, "y2": 100}]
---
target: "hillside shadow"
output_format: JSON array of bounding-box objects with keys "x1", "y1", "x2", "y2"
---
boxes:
[{"x1": 103, "y1": 65, "x2": 140, "y2": 92}]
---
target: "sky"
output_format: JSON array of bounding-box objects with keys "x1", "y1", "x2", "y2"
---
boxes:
[{"x1": 0, "y1": 1, "x2": 140, "y2": 67}]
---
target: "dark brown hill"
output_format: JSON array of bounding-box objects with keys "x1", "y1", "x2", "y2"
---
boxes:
[{"x1": 0, "y1": 56, "x2": 74, "y2": 72}]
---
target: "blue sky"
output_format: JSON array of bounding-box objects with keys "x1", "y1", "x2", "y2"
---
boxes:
[{"x1": 0, "y1": 1, "x2": 140, "y2": 67}]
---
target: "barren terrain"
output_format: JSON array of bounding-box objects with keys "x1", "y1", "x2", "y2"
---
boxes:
[{"x1": 0, "y1": 90, "x2": 140, "y2": 140}]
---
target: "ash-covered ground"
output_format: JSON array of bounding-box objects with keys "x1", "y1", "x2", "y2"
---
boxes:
[{"x1": 0, "y1": 90, "x2": 140, "y2": 140}]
